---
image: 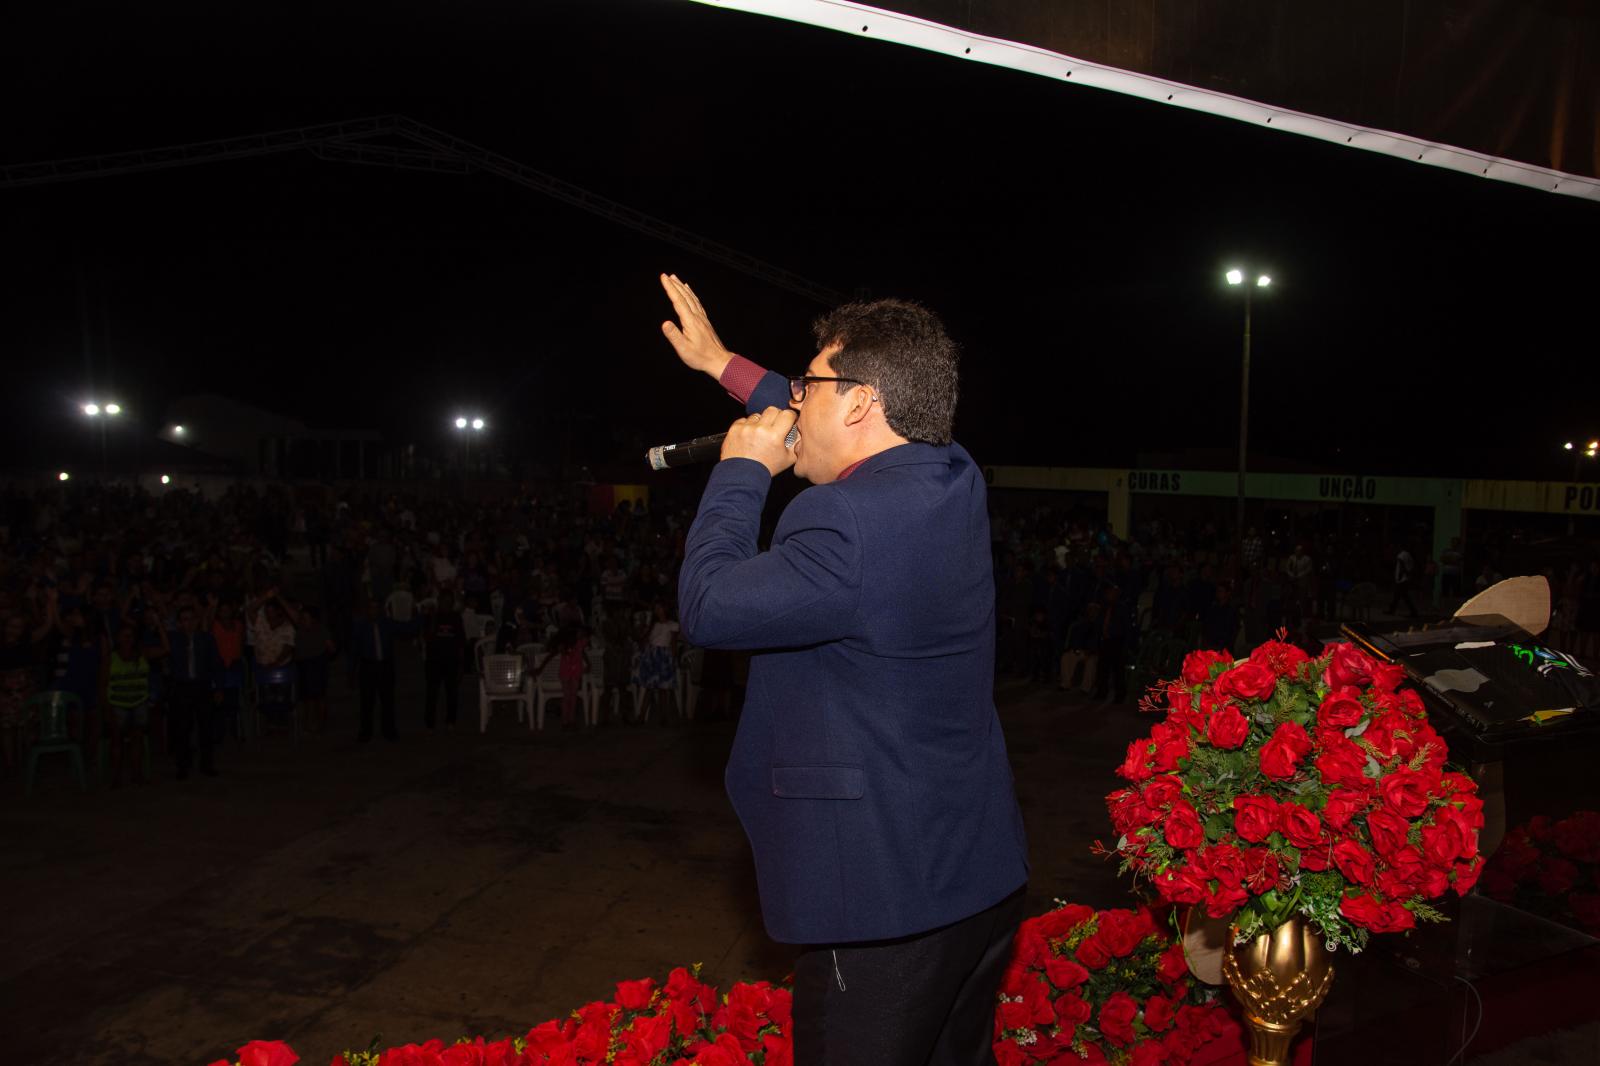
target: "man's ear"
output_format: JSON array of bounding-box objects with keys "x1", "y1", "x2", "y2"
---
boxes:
[{"x1": 843, "y1": 386, "x2": 876, "y2": 428}]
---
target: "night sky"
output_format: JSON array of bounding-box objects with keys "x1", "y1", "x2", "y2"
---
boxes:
[{"x1": 3, "y1": 0, "x2": 1596, "y2": 481}]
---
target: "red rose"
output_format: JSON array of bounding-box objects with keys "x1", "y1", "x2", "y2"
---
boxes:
[
  {"x1": 1182, "y1": 649, "x2": 1233, "y2": 685},
  {"x1": 1315, "y1": 735, "x2": 1372, "y2": 790},
  {"x1": 1233, "y1": 794, "x2": 1278, "y2": 843},
  {"x1": 1370, "y1": 662, "x2": 1406, "y2": 693},
  {"x1": 1054, "y1": 992, "x2": 1093, "y2": 1026},
  {"x1": 1120, "y1": 738, "x2": 1156, "y2": 782},
  {"x1": 1164, "y1": 801, "x2": 1205, "y2": 851},
  {"x1": 1204, "y1": 881, "x2": 1250, "y2": 918},
  {"x1": 1553, "y1": 811, "x2": 1600, "y2": 863},
  {"x1": 1045, "y1": 956, "x2": 1090, "y2": 990},
  {"x1": 1153, "y1": 866, "x2": 1205, "y2": 906},
  {"x1": 1326, "y1": 643, "x2": 1377, "y2": 688},
  {"x1": 237, "y1": 1042, "x2": 299, "y2": 1066},
  {"x1": 1203, "y1": 843, "x2": 1247, "y2": 888},
  {"x1": 1340, "y1": 892, "x2": 1415, "y2": 933},
  {"x1": 1420, "y1": 820, "x2": 1466, "y2": 868},
  {"x1": 1156, "y1": 941, "x2": 1189, "y2": 986},
  {"x1": 623, "y1": 1014, "x2": 674, "y2": 1063},
  {"x1": 1144, "y1": 994, "x2": 1178, "y2": 1032},
  {"x1": 1150, "y1": 721, "x2": 1191, "y2": 773},
  {"x1": 1379, "y1": 769, "x2": 1432, "y2": 818},
  {"x1": 995, "y1": 1043, "x2": 1028, "y2": 1066},
  {"x1": 1076, "y1": 933, "x2": 1112, "y2": 969},
  {"x1": 615, "y1": 977, "x2": 656, "y2": 1011},
  {"x1": 1538, "y1": 857, "x2": 1580, "y2": 896},
  {"x1": 1362, "y1": 712, "x2": 1414, "y2": 764},
  {"x1": 1241, "y1": 847, "x2": 1282, "y2": 894},
  {"x1": 1167, "y1": 683, "x2": 1193, "y2": 715},
  {"x1": 1569, "y1": 892, "x2": 1600, "y2": 935},
  {"x1": 1317, "y1": 687, "x2": 1366, "y2": 730},
  {"x1": 1131, "y1": 1040, "x2": 1169, "y2": 1066},
  {"x1": 1099, "y1": 990, "x2": 1140, "y2": 1047},
  {"x1": 1332, "y1": 839, "x2": 1376, "y2": 885},
  {"x1": 1377, "y1": 845, "x2": 1430, "y2": 899},
  {"x1": 1397, "y1": 689, "x2": 1427, "y2": 719},
  {"x1": 1097, "y1": 909, "x2": 1145, "y2": 958},
  {"x1": 1452, "y1": 855, "x2": 1484, "y2": 896},
  {"x1": 1259, "y1": 721, "x2": 1312, "y2": 780},
  {"x1": 1142, "y1": 776, "x2": 1185, "y2": 809},
  {"x1": 1215, "y1": 661, "x2": 1278, "y2": 702},
  {"x1": 1032, "y1": 902, "x2": 1097, "y2": 941},
  {"x1": 1278, "y1": 804, "x2": 1324, "y2": 849},
  {"x1": 1322, "y1": 787, "x2": 1371, "y2": 830},
  {"x1": 998, "y1": 997, "x2": 1034, "y2": 1032},
  {"x1": 1366, "y1": 809, "x2": 1411, "y2": 858},
  {"x1": 1250, "y1": 640, "x2": 1312, "y2": 678},
  {"x1": 1205, "y1": 704, "x2": 1251, "y2": 749}
]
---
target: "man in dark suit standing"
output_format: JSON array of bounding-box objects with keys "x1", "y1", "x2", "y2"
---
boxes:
[
  {"x1": 167, "y1": 604, "x2": 221, "y2": 778},
  {"x1": 663, "y1": 274, "x2": 1029, "y2": 1066},
  {"x1": 351, "y1": 596, "x2": 399, "y2": 742}
]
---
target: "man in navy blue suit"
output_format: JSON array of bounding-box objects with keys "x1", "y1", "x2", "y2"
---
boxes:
[{"x1": 663, "y1": 274, "x2": 1029, "y2": 1066}]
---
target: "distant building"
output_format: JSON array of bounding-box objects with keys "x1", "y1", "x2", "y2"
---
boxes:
[{"x1": 161, "y1": 395, "x2": 395, "y2": 479}]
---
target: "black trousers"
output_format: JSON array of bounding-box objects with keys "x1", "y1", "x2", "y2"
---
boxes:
[
  {"x1": 1092, "y1": 636, "x2": 1127, "y2": 703},
  {"x1": 424, "y1": 656, "x2": 461, "y2": 726},
  {"x1": 794, "y1": 886, "x2": 1026, "y2": 1066},
  {"x1": 167, "y1": 679, "x2": 215, "y2": 774},
  {"x1": 358, "y1": 657, "x2": 397, "y2": 739}
]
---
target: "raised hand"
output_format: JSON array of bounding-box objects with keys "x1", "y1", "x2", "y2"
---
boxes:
[{"x1": 659, "y1": 273, "x2": 734, "y2": 380}]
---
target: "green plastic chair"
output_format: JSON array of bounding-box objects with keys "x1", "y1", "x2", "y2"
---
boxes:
[{"x1": 23, "y1": 691, "x2": 86, "y2": 797}]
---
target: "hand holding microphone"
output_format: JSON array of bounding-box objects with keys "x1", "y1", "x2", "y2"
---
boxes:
[{"x1": 720, "y1": 407, "x2": 799, "y2": 476}]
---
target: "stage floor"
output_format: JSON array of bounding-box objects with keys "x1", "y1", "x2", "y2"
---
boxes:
[{"x1": 0, "y1": 667, "x2": 1144, "y2": 1065}]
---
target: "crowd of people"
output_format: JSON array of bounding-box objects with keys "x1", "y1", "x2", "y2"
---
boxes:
[
  {"x1": 0, "y1": 480, "x2": 709, "y2": 787},
  {"x1": 986, "y1": 503, "x2": 1600, "y2": 706},
  {"x1": 1, "y1": 480, "x2": 1596, "y2": 789}
]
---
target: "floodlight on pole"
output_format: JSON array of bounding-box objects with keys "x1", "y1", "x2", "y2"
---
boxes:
[
  {"x1": 454, "y1": 417, "x2": 468, "y2": 429},
  {"x1": 58, "y1": 471, "x2": 70, "y2": 482},
  {"x1": 1565, "y1": 442, "x2": 1575, "y2": 450},
  {"x1": 471, "y1": 418, "x2": 485, "y2": 431},
  {"x1": 83, "y1": 403, "x2": 100, "y2": 416},
  {"x1": 1224, "y1": 266, "x2": 1274, "y2": 558},
  {"x1": 104, "y1": 403, "x2": 122, "y2": 415},
  {"x1": 173, "y1": 425, "x2": 185, "y2": 436}
]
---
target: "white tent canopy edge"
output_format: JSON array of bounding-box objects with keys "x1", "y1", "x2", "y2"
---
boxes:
[{"x1": 689, "y1": 0, "x2": 1600, "y2": 203}]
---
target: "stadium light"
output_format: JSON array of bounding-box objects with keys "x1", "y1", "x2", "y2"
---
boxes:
[
  {"x1": 454, "y1": 417, "x2": 468, "y2": 429},
  {"x1": 173, "y1": 425, "x2": 185, "y2": 436},
  {"x1": 471, "y1": 418, "x2": 485, "y2": 431},
  {"x1": 58, "y1": 471, "x2": 70, "y2": 482},
  {"x1": 1224, "y1": 266, "x2": 1274, "y2": 555},
  {"x1": 83, "y1": 403, "x2": 100, "y2": 416},
  {"x1": 1225, "y1": 269, "x2": 1244, "y2": 285},
  {"x1": 160, "y1": 474, "x2": 171, "y2": 485},
  {"x1": 104, "y1": 403, "x2": 122, "y2": 415}
]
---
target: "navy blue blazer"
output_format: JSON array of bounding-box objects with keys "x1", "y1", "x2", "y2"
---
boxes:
[{"x1": 680, "y1": 371, "x2": 1029, "y2": 944}]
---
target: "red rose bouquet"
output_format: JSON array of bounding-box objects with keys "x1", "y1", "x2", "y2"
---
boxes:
[
  {"x1": 1106, "y1": 639, "x2": 1485, "y2": 952},
  {"x1": 1480, "y1": 810, "x2": 1600, "y2": 935},
  {"x1": 992, "y1": 903, "x2": 1238, "y2": 1066}
]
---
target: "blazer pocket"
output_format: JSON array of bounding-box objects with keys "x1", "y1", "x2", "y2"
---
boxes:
[{"x1": 771, "y1": 765, "x2": 865, "y2": 800}]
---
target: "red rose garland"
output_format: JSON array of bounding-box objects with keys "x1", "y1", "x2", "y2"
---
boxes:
[{"x1": 1107, "y1": 639, "x2": 1485, "y2": 951}]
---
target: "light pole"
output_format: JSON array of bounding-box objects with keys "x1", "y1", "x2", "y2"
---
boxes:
[
  {"x1": 82, "y1": 399, "x2": 123, "y2": 474},
  {"x1": 453, "y1": 415, "x2": 486, "y2": 474},
  {"x1": 1226, "y1": 269, "x2": 1271, "y2": 559},
  {"x1": 1564, "y1": 440, "x2": 1598, "y2": 482}
]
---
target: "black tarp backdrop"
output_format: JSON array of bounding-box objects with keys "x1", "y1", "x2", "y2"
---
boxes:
[
  {"x1": 859, "y1": 0, "x2": 1600, "y2": 182},
  {"x1": 2, "y1": 0, "x2": 1599, "y2": 481}
]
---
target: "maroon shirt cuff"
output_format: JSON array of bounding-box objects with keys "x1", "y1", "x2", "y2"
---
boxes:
[{"x1": 719, "y1": 354, "x2": 768, "y2": 406}]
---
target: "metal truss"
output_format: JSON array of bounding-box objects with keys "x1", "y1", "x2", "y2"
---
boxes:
[{"x1": 1, "y1": 115, "x2": 844, "y2": 305}]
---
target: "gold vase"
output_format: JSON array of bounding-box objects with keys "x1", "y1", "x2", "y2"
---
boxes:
[{"x1": 1221, "y1": 917, "x2": 1335, "y2": 1066}]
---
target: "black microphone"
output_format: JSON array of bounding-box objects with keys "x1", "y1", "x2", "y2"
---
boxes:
[{"x1": 647, "y1": 426, "x2": 800, "y2": 471}]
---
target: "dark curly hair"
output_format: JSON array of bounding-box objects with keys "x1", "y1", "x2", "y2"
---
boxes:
[{"x1": 811, "y1": 298, "x2": 959, "y2": 445}]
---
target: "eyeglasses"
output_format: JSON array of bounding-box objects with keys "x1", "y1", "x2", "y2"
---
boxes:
[{"x1": 787, "y1": 375, "x2": 871, "y2": 403}]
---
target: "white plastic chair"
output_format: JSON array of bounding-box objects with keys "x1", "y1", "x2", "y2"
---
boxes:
[
  {"x1": 532, "y1": 653, "x2": 564, "y2": 730},
  {"x1": 478, "y1": 653, "x2": 532, "y2": 733},
  {"x1": 473, "y1": 636, "x2": 496, "y2": 677}
]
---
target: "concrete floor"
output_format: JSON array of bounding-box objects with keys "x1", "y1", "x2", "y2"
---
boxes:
[{"x1": 0, "y1": 668, "x2": 1145, "y2": 1066}]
